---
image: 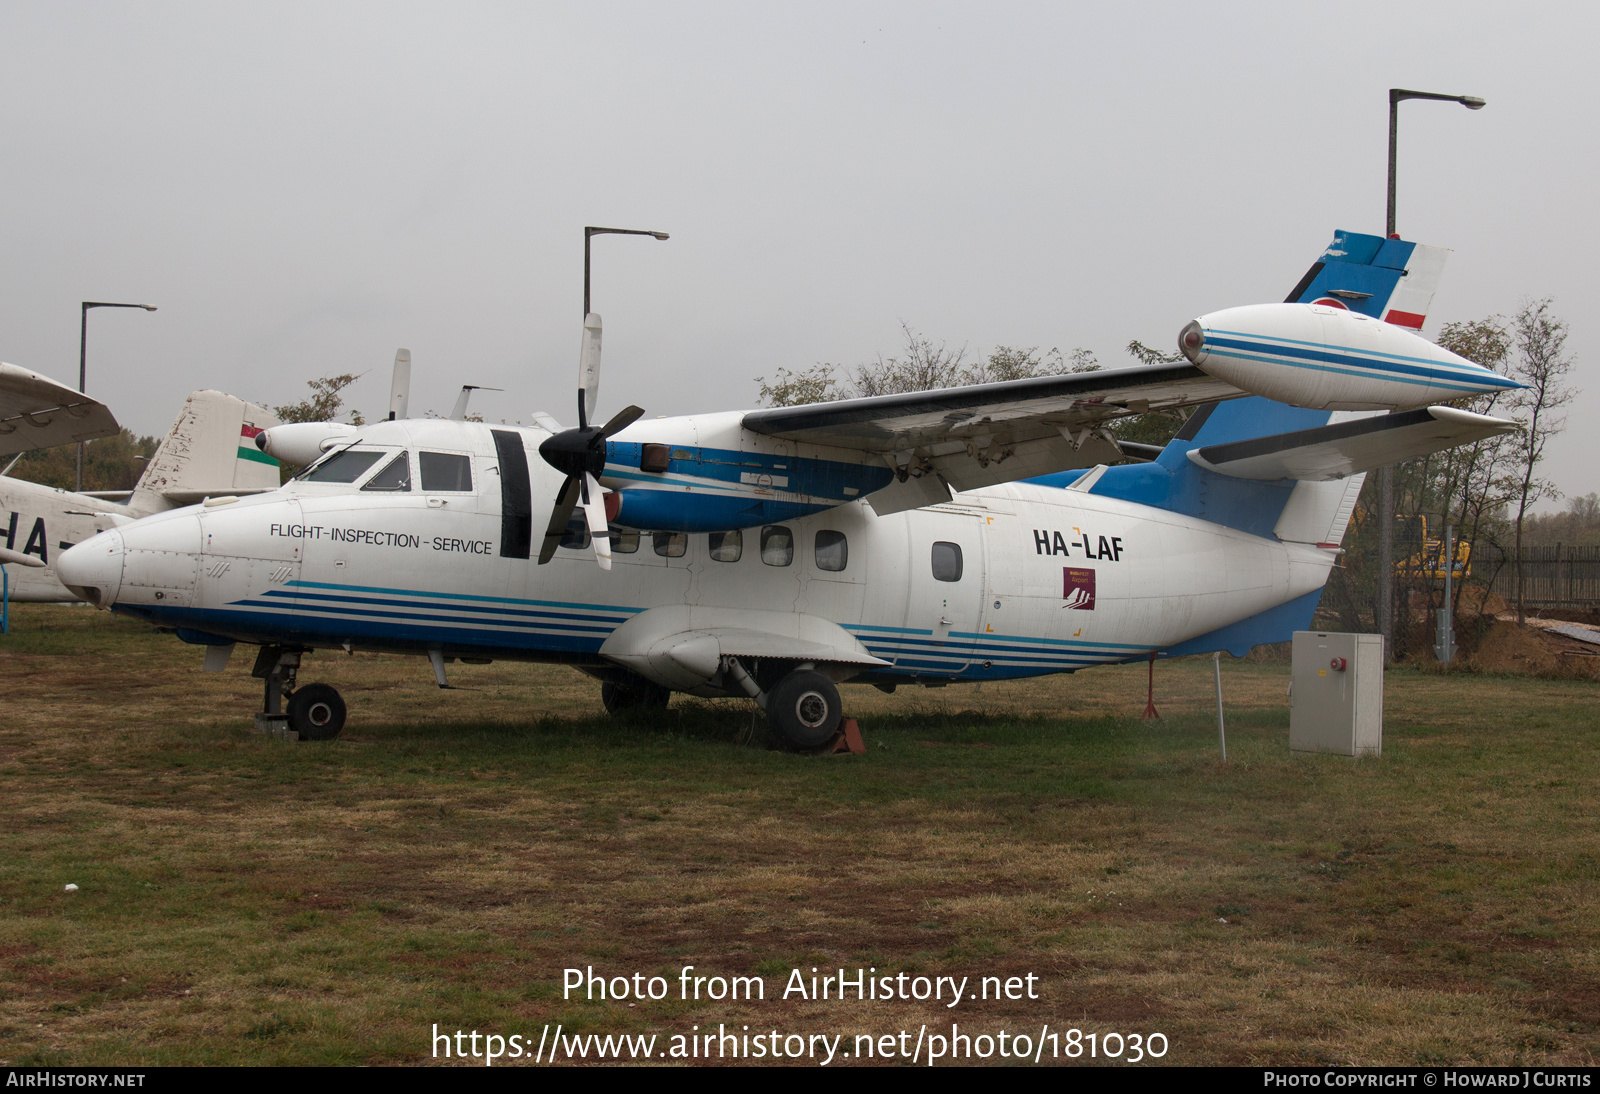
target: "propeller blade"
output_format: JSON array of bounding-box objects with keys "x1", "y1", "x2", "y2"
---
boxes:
[
  {"x1": 599, "y1": 404, "x2": 645, "y2": 439},
  {"x1": 578, "y1": 313, "x2": 602, "y2": 428},
  {"x1": 537, "y1": 475, "x2": 582, "y2": 565},
  {"x1": 581, "y1": 473, "x2": 612, "y2": 570},
  {"x1": 388, "y1": 348, "x2": 411, "y2": 421}
]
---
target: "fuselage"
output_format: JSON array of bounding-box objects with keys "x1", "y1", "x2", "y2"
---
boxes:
[
  {"x1": 56, "y1": 418, "x2": 1336, "y2": 682},
  {"x1": 0, "y1": 477, "x2": 147, "y2": 602}
]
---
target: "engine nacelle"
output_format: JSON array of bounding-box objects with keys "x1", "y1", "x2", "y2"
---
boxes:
[
  {"x1": 255, "y1": 421, "x2": 361, "y2": 466},
  {"x1": 1179, "y1": 303, "x2": 1520, "y2": 411}
]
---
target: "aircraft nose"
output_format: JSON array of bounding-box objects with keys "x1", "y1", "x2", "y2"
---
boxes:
[{"x1": 57, "y1": 529, "x2": 125, "y2": 609}]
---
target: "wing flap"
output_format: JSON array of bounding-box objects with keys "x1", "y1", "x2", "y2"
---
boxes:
[{"x1": 1186, "y1": 406, "x2": 1516, "y2": 482}]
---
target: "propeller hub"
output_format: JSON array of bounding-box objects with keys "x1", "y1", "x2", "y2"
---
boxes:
[{"x1": 538, "y1": 427, "x2": 607, "y2": 479}]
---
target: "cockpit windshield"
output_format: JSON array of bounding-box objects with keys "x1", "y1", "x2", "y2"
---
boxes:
[{"x1": 299, "y1": 448, "x2": 385, "y2": 484}]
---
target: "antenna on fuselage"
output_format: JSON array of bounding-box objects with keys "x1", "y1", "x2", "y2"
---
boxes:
[{"x1": 388, "y1": 349, "x2": 411, "y2": 420}]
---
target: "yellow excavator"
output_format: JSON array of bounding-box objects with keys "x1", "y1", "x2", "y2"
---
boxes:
[{"x1": 1395, "y1": 515, "x2": 1471, "y2": 580}]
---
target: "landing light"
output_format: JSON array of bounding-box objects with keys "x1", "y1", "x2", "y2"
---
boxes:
[{"x1": 1179, "y1": 320, "x2": 1205, "y2": 364}]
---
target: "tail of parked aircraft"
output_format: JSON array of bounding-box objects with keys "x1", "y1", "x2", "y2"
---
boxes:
[
  {"x1": 1033, "y1": 230, "x2": 1508, "y2": 656},
  {"x1": 1081, "y1": 228, "x2": 1463, "y2": 546},
  {"x1": 128, "y1": 390, "x2": 281, "y2": 514},
  {"x1": 1284, "y1": 228, "x2": 1449, "y2": 327}
]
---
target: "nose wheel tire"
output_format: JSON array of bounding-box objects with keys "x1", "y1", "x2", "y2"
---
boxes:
[
  {"x1": 767, "y1": 670, "x2": 842, "y2": 752},
  {"x1": 288, "y1": 683, "x2": 346, "y2": 741}
]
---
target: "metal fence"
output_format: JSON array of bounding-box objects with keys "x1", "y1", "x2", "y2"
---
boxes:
[{"x1": 1474, "y1": 545, "x2": 1600, "y2": 609}]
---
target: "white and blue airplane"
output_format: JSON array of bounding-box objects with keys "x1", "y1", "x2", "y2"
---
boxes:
[{"x1": 55, "y1": 230, "x2": 1519, "y2": 748}]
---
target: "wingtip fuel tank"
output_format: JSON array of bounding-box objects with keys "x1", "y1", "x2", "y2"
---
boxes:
[
  {"x1": 257, "y1": 421, "x2": 362, "y2": 465},
  {"x1": 1179, "y1": 303, "x2": 1520, "y2": 411}
]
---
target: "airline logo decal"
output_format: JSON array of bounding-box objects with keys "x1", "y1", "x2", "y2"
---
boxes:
[{"x1": 1063, "y1": 567, "x2": 1095, "y2": 610}]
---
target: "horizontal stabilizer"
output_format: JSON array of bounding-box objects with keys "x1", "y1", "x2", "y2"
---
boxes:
[
  {"x1": 0, "y1": 362, "x2": 121, "y2": 457},
  {"x1": 1186, "y1": 405, "x2": 1516, "y2": 482}
]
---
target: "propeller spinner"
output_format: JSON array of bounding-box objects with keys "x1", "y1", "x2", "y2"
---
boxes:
[{"x1": 536, "y1": 313, "x2": 643, "y2": 569}]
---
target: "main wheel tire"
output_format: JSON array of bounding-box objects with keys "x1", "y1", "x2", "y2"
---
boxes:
[
  {"x1": 601, "y1": 678, "x2": 671, "y2": 716},
  {"x1": 767, "y1": 670, "x2": 842, "y2": 751},
  {"x1": 287, "y1": 683, "x2": 346, "y2": 741}
]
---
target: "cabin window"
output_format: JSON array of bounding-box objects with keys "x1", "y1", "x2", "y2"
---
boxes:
[
  {"x1": 612, "y1": 528, "x2": 640, "y2": 554},
  {"x1": 709, "y1": 530, "x2": 742, "y2": 562},
  {"x1": 302, "y1": 449, "x2": 384, "y2": 484},
  {"x1": 361, "y1": 452, "x2": 411, "y2": 492},
  {"x1": 814, "y1": 530, "x2": 847, "y2": 572},
  {"x1": 420, "y1": 451, "x2": 473, "y2": 492},
  {"x1": 932, "y1": 541, "x2": 963, "y2": 582},
  {"x1": 760, "y1": 525, "x2": 793, "y2": 567},
  {"x1": 653, "y1": 532, "x2": 687, "y2": 558}
]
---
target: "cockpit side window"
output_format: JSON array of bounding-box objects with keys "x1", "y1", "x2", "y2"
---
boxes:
[
  {"x1": 302, "y1": 449, "x2": 385, "y2": 484},
  {"x1": 420, "y1": 451, "x2": 473, "y2": 492},
  {"x1": 361, "y1": 452, "x2": 411, "y2": 492}
]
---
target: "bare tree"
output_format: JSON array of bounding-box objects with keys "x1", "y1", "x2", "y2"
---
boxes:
[
  {"x1": 1431, "y1": 317, "x2": 1519, "y2": 621},
  {"x1": 1507, "y1": 299, "x2": 1578, "y2": 622},
  {"x1": 755, "y1": 364, "x2": 841, "y2": 408},
  {"x1": 848, "y1": 322, "x2": 972, "y2": 397},
  {"x1": 755, "y1": 323, "x2": 1098, "y2": 407},
  {"x1": 1125, "y1": 339, "x2": 1185, "y2": 366}
]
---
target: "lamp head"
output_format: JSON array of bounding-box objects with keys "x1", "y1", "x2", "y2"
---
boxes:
[{"x1": 1460, "y1": 96, "x2": 1486, "y2": 110}]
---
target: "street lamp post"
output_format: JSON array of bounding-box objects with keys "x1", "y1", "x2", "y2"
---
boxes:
[
  {"x1": 78, "y1": 301, "x2": 157, "y2": 492},
  {"x1": 1376, "y1": 88, "x2": 1484, "y2": 660},
  {"x1": 583, "y1": 226, "x2": 669, "y2": 319}
]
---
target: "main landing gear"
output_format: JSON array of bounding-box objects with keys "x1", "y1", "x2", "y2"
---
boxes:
[
  {"x1": 721, "y1": 658, "x2": 845, "y2": 752},
  {"x1": 252, "y1": 645, "x2": 346, "y2": 741},
  {"x1": 590, "y1": 661, "x2": 849, "y2": 753},
  {"x1": 765, "y1": 670, "x2": 842, "y2": 752}
]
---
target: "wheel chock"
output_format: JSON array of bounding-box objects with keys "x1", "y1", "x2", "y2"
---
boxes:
[
  {"x1": 827, "y1": 718, "x2": 866, "y2": 755},
  {"x1": 253, "y1": 713, "x2": 297, "y2": 741}
]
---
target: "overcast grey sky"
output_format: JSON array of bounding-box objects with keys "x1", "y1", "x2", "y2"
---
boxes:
[{"x1": 3, "y1": 2, "x2": 1594, "y2": 505}]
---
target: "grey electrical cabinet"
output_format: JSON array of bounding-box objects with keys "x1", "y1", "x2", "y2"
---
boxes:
[{"x1": 1290, "y1": 631, "x2": 1384, "y2": 757}]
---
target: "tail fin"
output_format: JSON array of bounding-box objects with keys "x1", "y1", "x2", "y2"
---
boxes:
[
  {"x1": 1284, "y1": 229, "x2": 1449, "y2": 329},
  {"x1": 128, "y1": 391, "x2": 281, "y2": 513}
]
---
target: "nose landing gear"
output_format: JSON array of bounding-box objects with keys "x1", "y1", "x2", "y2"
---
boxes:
[
  {"x1": 287, "y1": 683, "x2": 347, "y2": 741},
  {"x1": 251, "y1": 645, "x2": 346, "y2": 741}
]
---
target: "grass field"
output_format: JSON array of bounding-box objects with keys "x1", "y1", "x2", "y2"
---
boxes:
[{"x1": 1, "y1": 604, "x2": 1597, "y2": 1067}]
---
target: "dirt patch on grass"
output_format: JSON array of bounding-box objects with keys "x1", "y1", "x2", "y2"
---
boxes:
[{"x1": 1467, "y1": 620, "x2": 1600, "y2": 679}]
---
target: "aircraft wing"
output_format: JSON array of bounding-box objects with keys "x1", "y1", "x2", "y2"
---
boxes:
[
  {"x1": 741, "y1": 362, "x2": 1242, "y2": 502},
  {"x1": 1185, "y1": 405, "x2": 1517, "y2": 482},
  {"x1": 0, "y1": 362, "x2": 121, "y2": 456}
]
